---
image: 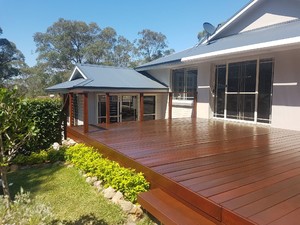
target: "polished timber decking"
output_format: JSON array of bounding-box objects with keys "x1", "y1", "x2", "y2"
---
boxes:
[{"x1": 68, "y1": 118, "x2": 300, "y2": 225}]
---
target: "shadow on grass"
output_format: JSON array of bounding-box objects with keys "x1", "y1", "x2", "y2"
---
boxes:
[
  {"x1": 50, "y1": 214, "x2": 108, "y2": 225},
  {"x1": 5, "y1": 164, "x2": 64, "y2": 199}
]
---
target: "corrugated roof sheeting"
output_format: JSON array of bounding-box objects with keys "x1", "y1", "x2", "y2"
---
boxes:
[
  {"x1": 46, "y1": 64, "x2": 168, "y2": 92},
  {"x1": 136, "y1": 19, "x2": 300, "y2": 70}
]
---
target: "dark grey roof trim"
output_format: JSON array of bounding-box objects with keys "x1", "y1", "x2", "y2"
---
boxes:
[{"x1": 136, "y1": 19, "x2": 300, "y2": 71}]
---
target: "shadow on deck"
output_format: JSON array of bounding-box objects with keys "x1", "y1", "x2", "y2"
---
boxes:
[{"x1": 67, "y1": 118, "x2": 300, "y2": 225}]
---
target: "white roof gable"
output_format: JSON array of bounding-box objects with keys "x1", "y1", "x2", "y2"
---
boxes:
[{"x1": 208, "y1": 0, "x2": 300, "y2": 42}]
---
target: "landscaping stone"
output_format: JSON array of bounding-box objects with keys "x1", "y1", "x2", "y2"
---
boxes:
[
  {"x1": 112, "y1": 191, "x2": 123, "y2": 203},
  {"x1": 62, "y1": 138, "x2": 76, "y2": 147},
  {"x1": 85, "y1": 177, "x2": 92, "y2": 184},
  {"x1": 93, "y1": 180, "x2": 102, "y2": 188},
  {"x1": 91, "y1": 176, "x2": 98, "y2": 183},
  {"x1": 129, "y1": 205, "x2": 143, "y2": 217},
  {"x1": 103, "y1": 187, "x2": 116, "y2": 199},
  {"x1": 52, "y1": 142, "x2": 60, "y2": 150},
  {"x1": 135, "y1": 205, "x2": 143, "y2": 217},
  {"x1": 118, "y1": 200, "x2": 134, "y2": 213}
]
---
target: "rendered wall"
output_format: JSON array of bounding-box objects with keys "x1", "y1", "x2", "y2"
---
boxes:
[
  {"x1": 155, "y1": 93, "x2": 168, "y2": 119},
  {"x1": 271, "y1": 49, "x2": 300, "y2": 131},
  {"x1": 197, "y1": 63, "x2": 211, "y2": 119}
]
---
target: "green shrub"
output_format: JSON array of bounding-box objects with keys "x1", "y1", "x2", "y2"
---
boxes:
[
  {"x1": 0, "y1": 189, "x2": 54, "y2": 225},
  {"x1": 47, "y1": 147, "x2": 66, "y2": 163},
  {"x1": 23, "y1": 98, "x2": 63, "y2": 153},
  {"x1": 12, "y1": 148, "x2": 65, "y2": 165},
  {"x1": 66, "y1": 144, "x2": 150, "y2": 203}
]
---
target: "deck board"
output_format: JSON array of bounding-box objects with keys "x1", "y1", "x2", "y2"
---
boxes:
[{"x1": 68, "y1": 118, "x2": 300, "y2": 225}]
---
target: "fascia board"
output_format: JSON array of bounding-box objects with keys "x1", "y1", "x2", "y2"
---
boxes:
[
  {"x1": 203, "y1": 0, "x2": 259, "y2": 44},
  {"x1": 182, "y1": 36, "x2": 300, "y2": 62},
  {"x1": 68, "y1": 66, "x2": 88, "y2": 81}
]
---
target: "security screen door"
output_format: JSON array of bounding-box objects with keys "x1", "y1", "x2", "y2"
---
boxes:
[
  {"x1": 226, "y1": 60, "x2": 257, "y2": 121},
  {"x1": 214, "y1": 59, "x2": 273, "y2": 123}
]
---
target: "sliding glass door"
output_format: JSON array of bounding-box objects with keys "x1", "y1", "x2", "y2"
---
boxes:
[
  {"x1": 214, "y1": 59, "x2": 273, "y2": 123},
  {"x1": 226, "y1": 60, "x2": 257, "y2": 121}
]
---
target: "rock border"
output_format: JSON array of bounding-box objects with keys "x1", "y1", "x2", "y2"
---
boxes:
[{"x1": 82, "y1": 174, "x2": 145, "y2": 224}]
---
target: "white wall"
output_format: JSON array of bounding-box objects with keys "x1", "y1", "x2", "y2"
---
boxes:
[
  {"x1": 197, "y1": 63, "x2": 211, "y2": 119},
  {"x1": 76, "y1": 94, "x2": 84, "y2": 126},
  {"x1": 146, "y1": 69, "x2": 170, "y2": 87},
  {"x1": 271, "y1": 49, "x2": 300, "y2": 131},
  {"x1": 156, "y1": 93, "x2": 168, "y2": 119}
]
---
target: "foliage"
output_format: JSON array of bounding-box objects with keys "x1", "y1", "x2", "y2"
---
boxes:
[
  {"x1": 34, "y1": 18, "x2": 134, "y2": 74},
  {"x1": 135, "y1": 29, "x2": 174, "y2": 63},
  {"x1": 0, "y1": 188, "x2": 54, "y2": 225},
  {"x1": 0, "y1": 27, "x2": 26, "y2": 85},
  {"x1": 0, "y1": 87, "x2": 37, "y2": 199},
  {"x1": 23, "y1": 98, "x2": 63, "y2": 152},
  {"x1": 65, "y1": 144, "x2": 150, "y2": 203},
  {"x1": 12, "y1": 147, "x2": 66, "y2": 165},
  {"x1": 8, "y1": 165, "x2": 126, "y2": 224}
]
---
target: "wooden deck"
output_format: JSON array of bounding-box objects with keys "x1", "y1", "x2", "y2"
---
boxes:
[{"x1": 68, "y1": 118, "x2": 300, "y2": 225}]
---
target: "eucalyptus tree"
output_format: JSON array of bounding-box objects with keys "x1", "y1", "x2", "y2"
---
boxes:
[
  {"x1": 135, "y1": 29, "x2": 174, "y2": 63},
  {"x1": 0, "y1": 27, "x2": 25, "y2": 86}
]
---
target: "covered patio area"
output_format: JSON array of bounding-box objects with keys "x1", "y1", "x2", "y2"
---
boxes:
[{"x1": 67, "y1": 118, "x2": 300, "y2": 225}]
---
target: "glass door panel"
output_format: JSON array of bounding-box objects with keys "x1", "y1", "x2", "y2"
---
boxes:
[
  {"x1": 144, "y1": 96, "x2": 156, "y2": 121},
  {"x1": 226, "y1": 60, "x2": 257, "y2": 122},
  {"x1": 227, "y1": 94, "x2": 255, "y2": 121},
  {"x1": 109, "y1": 96, "x2": 119, "y2": 123},
  {"x1": 214, "y1": 65, "x2": 226, "y2": 118},
  {"x1": 257, "y1": 59, "x2": 273, "y2": 123},
  {"x1": 121, "y1": 96, "x2": 137, "y2": 122}
]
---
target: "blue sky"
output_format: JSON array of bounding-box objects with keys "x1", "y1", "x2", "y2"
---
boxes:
[{"x1": 0, "y1": 0, "x2": 249, "y2": 67}]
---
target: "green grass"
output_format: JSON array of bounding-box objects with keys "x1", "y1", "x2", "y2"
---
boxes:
[{"x1": 8, "y1": 164, "x2": 126, "y2": 224}]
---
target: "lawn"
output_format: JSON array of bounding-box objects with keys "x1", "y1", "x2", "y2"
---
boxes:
[{"x1": 8, "y1": 164, "x2": 126, "y2": 224}]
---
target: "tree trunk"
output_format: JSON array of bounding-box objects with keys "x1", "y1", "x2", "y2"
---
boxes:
[
  {"x1": 0, "y1": 166, "x2": 11, "y2": 201},
  {"x1": 0, "y1": 133, "x2": 11, "y2": 202}
]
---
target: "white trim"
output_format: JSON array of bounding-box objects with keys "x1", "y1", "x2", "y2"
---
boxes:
[
  {"x1": 203, "y1": 0, "x2": 259, "y2": 44},
  {"x1": 198, "y1": 85, "x2": 210, "y2": 89},
  {"x1": 273, "y1": 82, "x2": 298, "y2": 86},
  {"x1": 68, "y1": 66, "x2": 88, "y2": 81},
  {"x1": 182, "y1": 36, "x2": 300, "y2": 63}
]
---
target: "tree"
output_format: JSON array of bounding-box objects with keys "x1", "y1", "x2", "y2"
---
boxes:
[
  {"x1": 34, "y1": 19, "x2": 135, "y2": 79},
  {"x1": 197, "y1": 30, "x2": 208, "y2": 41},
  {"x1": 84, "y1": 27, "x2": 133, "y2": 67},
  {"x1": 0, "y1": 87, "x2": 36, "y2": 202},
  {"x1": 135, "y1": 29, "x2": 174, "y2": 63},
  {"x1": 0, "y1": 27, "x2": 26, "y2": 85},
  {"x1": 34, "y1": 18, "x2": 101, "y2": 71}
]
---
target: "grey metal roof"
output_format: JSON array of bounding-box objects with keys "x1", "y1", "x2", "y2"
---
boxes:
[
  {"x1": 46, "y1": 64, "x2": 168, "y2": 92},
  {"x1": 136, "y1": 19, "x2": 300, "y2": 71}
]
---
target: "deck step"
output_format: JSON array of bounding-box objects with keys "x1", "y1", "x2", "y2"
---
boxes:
[{"x1": 138, "y1": 189, "x2": 217, "y2": 225}]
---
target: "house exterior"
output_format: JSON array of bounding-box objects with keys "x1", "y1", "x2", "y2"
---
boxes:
[
  {"x1": 136, "y1": 0, "x2": 300, "y2": 131},
  {"x1": 47, "y1": 0, "x2": 300, "y2": 131},
  {"x1": 46, "y1": 64, "x2": 171, "y2": 131}
]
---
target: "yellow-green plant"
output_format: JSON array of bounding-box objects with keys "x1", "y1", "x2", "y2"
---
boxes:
[{"x1": 65, "y1": 144, "x2": 150, "y2": 202}]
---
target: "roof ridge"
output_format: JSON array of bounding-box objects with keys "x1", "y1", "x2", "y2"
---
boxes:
[{"x1": 77, "y1": 63, "x2": 134, "y2": 70}]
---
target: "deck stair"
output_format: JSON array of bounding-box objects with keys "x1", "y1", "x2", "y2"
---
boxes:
[{"x1": 138, "y1": 188, "x2": 217, "y2": 225}]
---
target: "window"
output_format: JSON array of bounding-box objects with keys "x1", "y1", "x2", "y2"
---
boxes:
[
  {"x1": 143, "y1": 96, "x2": 156, "y2": 121},
  {"x1": 172, "y1": 69, "x2": 197, "y2": 100}
]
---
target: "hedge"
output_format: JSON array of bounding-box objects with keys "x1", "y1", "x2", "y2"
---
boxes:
[
  {"x1": 23, "y1": 98, "x2": 63, "y2": 152},
  {"x1": 65, "y1": 144, "x2": 150, "y2": 203}
]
